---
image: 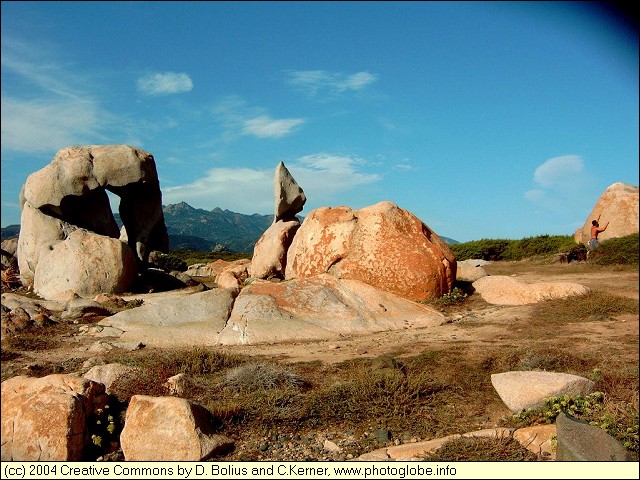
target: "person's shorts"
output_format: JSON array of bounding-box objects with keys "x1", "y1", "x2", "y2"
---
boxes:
[{"x1": 588, "y1": 238, "x2": 598, "y2": 251}]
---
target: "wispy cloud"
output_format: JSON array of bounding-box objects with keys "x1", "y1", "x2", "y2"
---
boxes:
[
  {"x1": 531, "y1": 155, "x2": 584, "y2": 187},
  {"x1": 524, "y1": 155, "x2": 594, "y2": 212},
  {"x1": 287, "y1": 70, "x2": 378, "y2": 98},
  {"x1": 137, "y1": 72, "x2": 193, "y2": 96},
  {"x1": 213, "y1": 96, "x2": 304, "y2": 140},
  {"x1": 242, "y1": 115, "x2": 304, "y2": 138},
  {"x1": 0, "y1": 37, "x2": 113, "y2": 154},
  {"x1": 290, "y1": 153, "x2": 381, "y2": 192},
  {"x1": 160, "y1": 153, "x2": 381, "y2": 214},
  {"x1": 1, "y1": 96, "x2": 102, "y2": 154}
]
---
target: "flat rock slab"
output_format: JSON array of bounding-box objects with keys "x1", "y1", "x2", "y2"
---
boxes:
[
  {"x1": 491, "y1": 371, "x2": 595, "y2": 413},
  {"x1": 217, "y1": 274, "x2": 444, "y2": 345},
  {"x1": 472, "y1": 275, "x2": 590, "y2": 305},
  {"x1": 98, "y1": 288, "x2": 235, "y2": 347}
]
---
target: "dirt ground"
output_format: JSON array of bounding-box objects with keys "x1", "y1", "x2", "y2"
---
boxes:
[
  {"x1": 211, "y1": 260, "x2": 639, "y2": 366},
  {"x1": 3, "y1": 259, "x2": 637, "y2": 374},
  {"x1": 2, "y1": 259, "x2": 638, "y2": 462}
]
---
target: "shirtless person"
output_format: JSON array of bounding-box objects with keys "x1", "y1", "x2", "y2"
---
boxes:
[{"x1": 588, "y1": 214, "x2": 609, "y2": 251}]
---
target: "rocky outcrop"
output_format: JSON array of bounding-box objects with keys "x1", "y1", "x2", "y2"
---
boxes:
[
  {"x1": 285, "y1": 201, "x2": 456, "y2": 302},
  {"x1": 17, "y1": 145, "x2": 168, "y2": 300},
  {"x1": 574, "y1": 182, "x2": 639, "y2": 246},
  {"x1": 472, "y1": 275, "x2": 590, "y2": 305},
  {"x1": 249, "y1": 220, "x2": 300, "y2": 279},
  {"x1": 97, "y1": 288, "x2": 236, "y2": 347},
  {"x1": 83, "y1": 364, "x2": 140, "y2": 395},
  {"x1": 1, "y1": 374, "x2": 107, "y2": 461},
  {"x1": 217, "y1": 274, "x2": 444, "y2": 345},
  {"x1": 490, "y1": 371, "x2": 595, "y2": 413},
  {"x1": 33, "y1": 229, "x2": 138, "y2": 301},
  {"x1": 250, "y1": 162, "x2": 305, "y2": 279},
  {"x1": 119, "y1": 395, "x2": 234, "y2": 461}
]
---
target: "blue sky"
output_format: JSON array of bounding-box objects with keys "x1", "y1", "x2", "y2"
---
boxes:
[{"x1": 1, "y1": 1, "x2": 638, "y2": 243}]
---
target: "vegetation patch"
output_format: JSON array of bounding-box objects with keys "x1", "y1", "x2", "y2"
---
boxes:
[
  {"x1": 422, "y1": 435, "x2": 542, "y2": 461},
  {"x1": 451, "y1": 234, "x2": 638, "y2": 265},
  {"x1": 528, "y1": 291, "x2": 639, "y2": 327}
]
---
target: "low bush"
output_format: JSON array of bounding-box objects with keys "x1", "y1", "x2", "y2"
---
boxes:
[{"x1": 588, "y1": 233, "x2": 639, "y2": 265}]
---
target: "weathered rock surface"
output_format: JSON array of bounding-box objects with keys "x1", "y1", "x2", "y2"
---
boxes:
[
  {"x1": 249, "y1": 220, "x2": 300, "y2": 279},
  {"x1": 491, "y1": 371, "x2": 595, "y2": 413},
  {"x1": 274, "y1": 161, "x2": 306, "y2": 222},
  {"x1": 1, "y1": 374, "x2": 107, "y2": 461},
  {"x1": 512, "y1": 424, "x2": 557, "y2": 460},
  {"x1": 33, "y1": 229, "x2": 138, "y2": 301},
  {"x1": 357, "y1": 428, "x2": 512, "y2": 460},
  {"x1": 556, "y1": 411, "x2": 633, "y2": 461},
  {"x1": 119, "y1": 395, "x2": 234, "y2": 461},
  {"x1": 472, "y1": 275, "x2": 590, "y2": 305},
  {"x1": 83, "y1": 363, "x2": 140, "y2": 394},
  {"x1": 456, "y1": 259, "x2": 488, "y2": 282},
  {"x1": 97, "y1": 288, "x2": 236, "y2": 347},
  {"x1": 216, "y1": 259, "x2": 250, "y2": 292},
  {"x1": 574, "y1": 182, "x2": 639, "y2": 246},
  {"x1": 285, "y1": 201, "x2": 456, "y2": 302},
  {"x1": 217, "y1": 274, "x2": 444, "y2": 345},
  {"x1": 17, "y1": 145, "x2": 169, "y2": 299}
]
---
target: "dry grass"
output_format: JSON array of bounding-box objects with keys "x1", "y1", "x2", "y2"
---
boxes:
[{"x1": 422, "y1": 435, "x2": 542, "y2": 461}]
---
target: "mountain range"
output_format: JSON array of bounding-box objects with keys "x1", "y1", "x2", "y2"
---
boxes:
[{"x1": 1, "y1": 202, "x2": 458, "y2": 252}]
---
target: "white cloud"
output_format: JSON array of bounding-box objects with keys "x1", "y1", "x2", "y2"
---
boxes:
[
  {"x1": 213, "y1": 96, "x2": 304, "y2": 140},
  {"x1": 137, "y1": 72, "x2": 193, "y2": 96},
  {"x1": 532, "y1": 155, "x2": 584, "y2": 187},
  {"x1": 288, "y1": 70, "x2": 378, "y2": 97},
  {"x1": 524, "y1": 155, "x2": 594, "y2": 213},
  {"x1": 289, "y1": 153, "x2": 382, "y2": 196},
  {"x1": 160, "y1": 153, "x2": 382, "y2": 214},
  {"x1": 1, "y1": 96, "x2": 101, "y2": 154},
  {"x1": 242, "y1": 115, "x2": 305, "y2": 138}
]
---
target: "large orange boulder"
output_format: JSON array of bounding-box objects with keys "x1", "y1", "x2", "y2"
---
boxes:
[
  {"x1": 574, "y1": 182, "x2": 639, "y2": 246},
  {"x1": 284, "y1": 201, "x2": 456, "y2": 302}
]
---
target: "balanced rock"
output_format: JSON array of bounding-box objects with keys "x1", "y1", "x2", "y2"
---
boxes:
[
  {"x1": 1, "y1": 374, "x2": 107, "y2": 461},
  {"x1": 120, "y1": 395, "x2": 233, "y2": 461},
  {"x1": 274, "y1": 161, "x2": 306, "y2": 222},
  {"x1": 285, "y1": 201, "x2": 456, "y2": 302},
  {"x1": 574, "y1": 182, "x2": 639, "y2": 246},
  {"x1": 17, "y1": 145, "x2": 168, "y2": 299},
  {"x1": 250, "y1": 163, "x2": 305, "y2": 279}
]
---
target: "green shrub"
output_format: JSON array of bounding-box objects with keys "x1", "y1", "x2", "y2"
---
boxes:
[
  {"x1": 427, "y1": 287, "x2": 467, "y2": 307},
  {"x1": 501, "y1": 392, "x2": 639, "y2": 453},
  {"x1": 588, "y1": 233, "x2": 639, "y2": 265},
  {"x1": 151, "y1": 252, "x2": 187, "y2": 272},
  {"x1": 168, "y1": 250, "x2": 252, "y2": 267},
  {"x1": 451, "y1": 234, "x2": 618, "y2": 262}
]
